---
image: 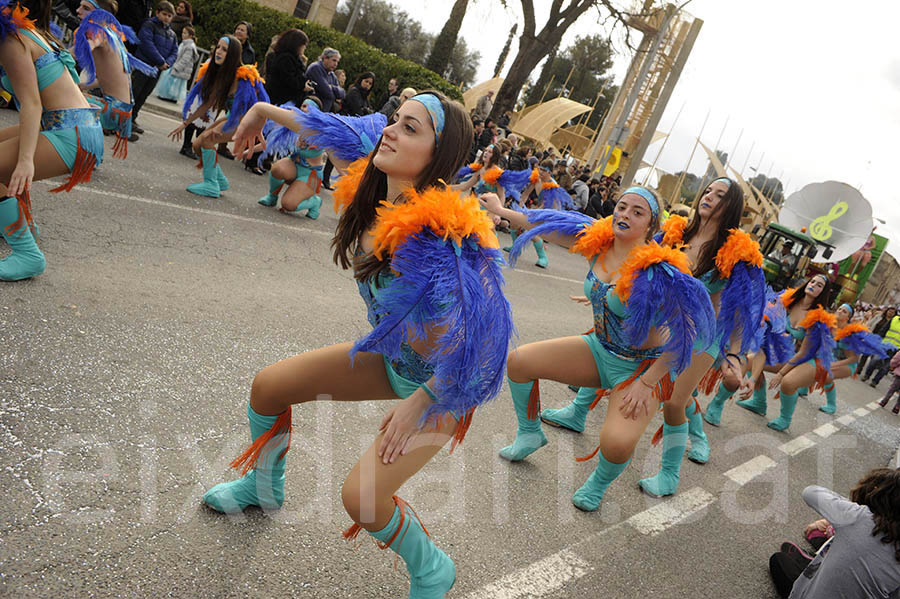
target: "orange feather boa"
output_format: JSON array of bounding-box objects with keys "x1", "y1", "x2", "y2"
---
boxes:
[
  {"x1": 835, "y1": 322, "x2": 869, "y2": 340},
  {"x1": 332, "y1": 157, "x2": 369, "y2": 213},
  {"x1": 659, "y1": 214, "x2": 688, "y2": 247},
  {"x1": 799, "y1": 308, "x2": 837, "y2": 330},
  {"x1": 715, "y1": 229, "x2": 763, "y2": 278},
  {"x1": 615, "y1": 243, "x2": 692, "y2": 303},
  {"x1": 482, "y1": 166, "x2": 503, "y2": 185},
  {"x1": 569, "y1": 216, "x2": 615, "y2": 260}
]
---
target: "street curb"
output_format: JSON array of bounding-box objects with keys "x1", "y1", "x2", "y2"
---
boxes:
[{"x1": 142, "y1": 100, "x2": 182, "y2": 121}]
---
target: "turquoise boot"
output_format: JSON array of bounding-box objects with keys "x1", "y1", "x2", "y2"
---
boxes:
[
  {"x1": 291, "y1": 194, "x2": 322, "y2": 219},
  {"x1": 202, "y1": 404, "x2": 291, "y2": 513},
  {"x1": 768, "y1": 390, "x2": 799, "y2": 431},
  {"x1": 258, "y1": 172, "x2": 283, "y2": 206},
  {"x1": 798, "y1": 386, "x2": 809, "y2": 397},
  {"x1": 540, "y1": 386, "x2": 595, "y2": 433},
  {"x1": 187, "y1": 148, "x2": 221, "y2": 198},
  {"x1": 704, "y1": 385, "x2": 734, "y2": 426},
  {"x1": 499, "y1": 379, "x2": 548, "y2": 461},
  {"x1": 686, "y1": 402, "x2": 710, "y2": 464},
  {"x1": 819, "y1": 384, "x2": 837, "y2": 414},
  {"x1": 737, "y1": 385, "x2": 768, "y2": 416},
  {"x1": 572, "y1": 449, "x2": 630, "y2": 511},
  {"x1": 533, "y1": 239, "x2": 548, "y2": 268},
  {"x1": 368, "y1": 498, "x2": 456, "y2": 598},
  {"x1": 215, "y1": 162, "x2": 229, "y2": 191},
  {"x1": 0, "y1": 197, "x2": 46, "y2": 281},
  {"x1": 638, "y1": 422, "x2": 688, "y2": 497},
  {"x1": 503, "y1": 230, "x2": 518, "y2": 253}
]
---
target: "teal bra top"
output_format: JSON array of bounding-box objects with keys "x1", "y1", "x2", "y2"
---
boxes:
[
  {"x1": 0, "y1": 29, "x2": 78, "y2": 104},
  {"x1": 698, "y1": 269, "x2": 727, "y2": 295}
]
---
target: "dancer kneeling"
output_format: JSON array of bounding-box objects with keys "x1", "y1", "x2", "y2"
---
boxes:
[
  {"x1": 820, "y1": 303, "x2": 887, "y2": 414},
  {"x1": 205, "y1": 91, "x2": 514, "y2": 598},
  {"x1": 479, "y1": 187, "x2": 715, "y2": 512}
]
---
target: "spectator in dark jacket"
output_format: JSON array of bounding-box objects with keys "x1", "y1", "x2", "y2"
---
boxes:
[
  {"x1": 51, "y1": 0, "x2": 80, "y2": 32},
  {"x1": 342, "y1": 71, "x2": 374, "y2": 116},
  {"x1": 305, "y1": 48, "x2": 344, "y2": 112},
  {"x1": 264, "y1": 28, "x2": 311, "y2": 106},
  {"x1": 169, "y1": 0, "x2": 192, "y2": 39},
  {"x1": 507, "y1": 146, "x2": 529, "y2": 171},
  {"x1": 378, "y1": 77, "x2": 398, "y2": 111},
  {"x1": 116, "y1": 0, "x2": 152, "y2": 38},
  {"x1": 130, "y1": 1, "x2": 177, "y2": 136},
  {"x1": 233, "y1": 21, "x2": 255, "y2": 65}
]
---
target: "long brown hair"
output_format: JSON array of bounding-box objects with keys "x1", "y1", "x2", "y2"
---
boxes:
[
  {"x1": 850, "y1": 468, "x2": 900, "y2": 562},
  {"x1": 682, "y1": 177, "x2": 744, "y2": 278},
  {"x1": 786, "y1": 274, "x2": 831, "y2": 311},
  {"x1": 201, "y1": 34, "x2": 242, "y2": 113},
  {"x1": 331, "y1": 90, "x2": 473, "y2": 281}
]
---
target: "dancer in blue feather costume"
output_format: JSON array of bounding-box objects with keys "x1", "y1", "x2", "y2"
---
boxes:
[
  {"x1": 737, "y1": 275, "x2": 834, "y2": 430},
  {"x1": 452, "y1": 143, "x2": 532, "y2": 216},
  {"x1": 73, "y1": 0, "x2": 156, "y2": 158},
  {"x1": 1, "y1": 0, "x2": 104, "y2": 281},
  {"x1": 167, "y1": 34, "x2": 268, "y2": 198},
  {"x1": 256, "y1": 98, "x2": 326, "y2": 218},
  {"x1": 480, "y1": 186, "x2": 715, "y2": 513},
  {"x1": 202, "y1": 91, "x2": 514, "y2": 599}
]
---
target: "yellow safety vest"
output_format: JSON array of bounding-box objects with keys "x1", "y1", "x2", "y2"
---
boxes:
[{"x1": 885, "y1": 316, "x2": 900, "y2": 349}]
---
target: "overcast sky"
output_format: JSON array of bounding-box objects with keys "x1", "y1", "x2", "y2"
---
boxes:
[{"x1": 397, "y1": 0, "x2": 900, "y2": 250}]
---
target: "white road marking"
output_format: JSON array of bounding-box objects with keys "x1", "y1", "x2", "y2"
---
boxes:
[
  {"x1": 852, "y1": 407, "x2": 869, "y2": 418},
  {"x1": 724, "y1": 455, "x2": 776, "y2": 485},
  {"x1": 461, "y1": 549, "x2": 591, "y2": 599},
  {"x1": 778, "y1": 435, "x2": 816, "y2": 456},
  {"x1": 626, "y1": 487, "x2": 715, "y2": 536},
  {"x1": 866, "y1": 401, "x2": 881, "y2": 410},
  {"x1": 836, "y1": 415, "x2": 855, "y2": 426},
  {"x1": 812, "y1": 423, "x2": 839, "y2": 438}
]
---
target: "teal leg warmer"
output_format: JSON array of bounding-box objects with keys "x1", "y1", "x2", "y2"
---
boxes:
[
  {"x1": 292, "y1": 194, "x2": 322, "y2": 219},
  {"x1": 704, "y1": 385, "x2": 734, "y2": 426},
  {"x1": 503, "y1": 229, "x2": 519, "y2": 253},
  {"x1": 819, "y1": 384, "x2": 837, "y2": 414},
  {"x1": 686, "y1": 403, "x2": 710, "y2": 464},
  {"x1": 638, "y1": 422, "x2": 688, "y2": 497},
  {"x1": 499, "y1": 379, "x2": 548, "y2": 461},
  {"x1": 737, "y1": 385, "x2": 768, "y2": 416},
  {"x1": 215, "y1": 161, "x2": 229, "y2": 191},
  {"x1": 540, "y1": 386, "x2": 594, "y2": 433},
  {"x1": 0, "y1": 197, "x2": 46, "y2": 281},
  {"x1": 187, "y1": 148, "x2": 221, "y2": 198},
  {"x1": 798, "y1": 386, "x2": 809, "y2": 397},
  {"x1": 368, "y1": 501, "x2": 456, "y2": 599},
  {"x1": 202, "y1": 404, "x2": 289, "y2": 513},
  {"x1": 572, "y1": 449, "x2": 630, "y2": 511},
  {"x1": 533, "y1": 239, "x2": 548, "y2": 268},
  {"x1": 767, "y1": 390, "x2": 799, "y2": 431},
  {"x1": 258, "y1": 172, "x2": 283, "y2": 206}
]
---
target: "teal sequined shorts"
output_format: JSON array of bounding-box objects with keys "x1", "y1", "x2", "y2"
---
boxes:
[
  {"x1": 39, "y1": 107, "x2": 103, "y2": 171},
  {"x1": 580, "y1": 334, "x2": 652, "y2": 390}
]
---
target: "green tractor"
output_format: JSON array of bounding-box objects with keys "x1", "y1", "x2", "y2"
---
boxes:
[{"x1": 756, "y1": 223, "x2": 834, "y2": 292}]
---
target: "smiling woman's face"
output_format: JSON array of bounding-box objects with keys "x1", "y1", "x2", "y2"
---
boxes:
[
  {"x1": 611, "y1": 193, "x2": 652, "y2": 242},
  {"x1": 373, "y1": 99, "x2": 435, "y2": 183}
]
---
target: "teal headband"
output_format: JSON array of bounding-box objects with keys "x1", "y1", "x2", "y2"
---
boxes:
[
  {"x1": 409, "y1": 94, "x2": 444, "y2": 146},
  {"x1": 85, "y1": 0, "x2": 100, "y2": 8},
  {"x1": 840, "y1": 303, "x2": 854, "y2": 316},
  {"x1": 622, "y1": 186, "x2": 659, "y2": 218},
  {"x1": 712, "y1": 177, "x2": 732, "y2": 188},
  {"x1": 219, "y1": 36, "x2": 229, "y2": 45}
]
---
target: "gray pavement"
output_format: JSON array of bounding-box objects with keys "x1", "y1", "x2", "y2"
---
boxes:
[{"x1": 2, "y1": 106, "x2": 899, "y2": 598}]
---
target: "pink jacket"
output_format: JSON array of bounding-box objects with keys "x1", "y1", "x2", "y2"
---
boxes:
[{"x1": 890, "y1": 350, "x2": 900, "y2": 376}]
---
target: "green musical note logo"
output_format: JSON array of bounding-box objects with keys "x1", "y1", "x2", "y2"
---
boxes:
[{"x1": 809, "y1": 201, "x2": 848, "y2": 241}]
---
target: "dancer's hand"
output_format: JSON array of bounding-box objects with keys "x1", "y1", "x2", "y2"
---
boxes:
[
  {"x1": 738, "y1": 374, "x2": 755, "y2": 400},
  {"x1": 619, "y1": 376, "x2": 654, "y2": 420},
  {"x1": 8, "y1": 159, "x2": 33, "y2": 197},
  {"x1": 722, "y1": 355, "x2": 741, "y2": 380},
  {"x1": 378, "y1": 393, "x2": 430, "y2": 464},
  {"x1": 768, "y1": 372, "x2": 783, "y2": 390},
  {"x1": 232, "y1": 105, "x2": 267, "y2": 159},
  {"x1": 168, "y1": 122, "x2": 186, "y2": 141},
  {"x1": 804, "y1": 518, "x2": 830, "y2": 536},
  {"x1": 479, "y1": 192, "x2": 503, "y2": 214},
  {"x1": 570, "y1": 295, "x2": 591, "y2": 306},
  {"x1": 491, "y1": 213, "x2": 501, "y2": 227}
]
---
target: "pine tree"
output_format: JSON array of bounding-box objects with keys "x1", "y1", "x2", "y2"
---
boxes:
[
  {"x1": 493, "y1": 23, "x2": 517, "y2": 78},
  {"x1": 425, "y1": 0, "x2": 469, "y2": 75}
]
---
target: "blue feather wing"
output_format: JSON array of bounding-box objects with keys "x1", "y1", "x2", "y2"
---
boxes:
[
  {"x1": 0, "y1": 0, "x2": 17, "y2": 43},
  {"x1": 182, "y1": 65, "x2": 207, "y2": 120},
  {"x1": 508, "y1": 209, "x2": 594, "y2": 267},
  {"x1": 295, "y1": 105, "x2": 387, "y2": 162},
  {"x1": 717, "y1": 262, "x2": 767, "y2": 354},
  {"x1": 351, "y1": 232, "x2": 514, "y2": 421},
  {"x1": 259, "y1": 102, "x2": 302, "y2": 162},
  {"x1": 791, "y1": 321, "x2": 836, "y2": 374},
  {"x1": 541, "y1": 186, "x2": 574, "y2": 210},
  {"x1": 127, "y1": 52, "x2": 157, "y2": 76},
  {"x1": 624, "y1": 263, "x2": 716, "y2": 374},
  {"x1": 841, "y1": 331, "x2": 888, "y2": 359},
  {"x1": 223, "y1": 77, "x2": 269, "y2": 133},
  {"x1": 455, "y1": 165, "x2": 475, "y2": 182},
  {"x1": 72, "y1": 22, "x2": 99, "y2": 84}
]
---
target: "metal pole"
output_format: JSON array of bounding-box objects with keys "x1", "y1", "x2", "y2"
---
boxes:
[
  {"x1": 538, "y1": 74, "x2": 556, "y2": 105},
  {"x1": 739, "y1": 140, "x2": 755, "y2": 176},
  {"x1": 642, "y1": 102, "x2": 684, "y2": 185},
  {"x1": 724, "y1": 127, "x2": 743, "y2": 171},
  {"x1": 691, "y1": 115, "x2": 729, "y2": 207},
  {"x1": 669, "y1": 109, "x2": 710, "y2": 206}
]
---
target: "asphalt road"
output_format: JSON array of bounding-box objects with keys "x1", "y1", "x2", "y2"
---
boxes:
[{"x1": 2, "y1": 105, "x2": 899, "y2": 599}]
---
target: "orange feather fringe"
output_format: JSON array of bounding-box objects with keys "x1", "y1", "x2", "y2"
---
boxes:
[
  {"x1": 468, "y1": 162, "x2": 483, "y2": 172},
  {"x1": 236, "y1": 64, "x2": 264, "y2": 85},
  {"x1": 229, "y1": 406, "x2": 292, "y2": 476},
  {"x1": 780, "y1": 287, "x2": 800, "y2": 309},
  {"x1": 482, "y1": 166, "x2": 503, "y2": 185},
  {"x1": 342, "y1": 496, "x2": 428, "y2": 550},
  {"x1": 799, "y1": 308, "x2": 837, "y2": 330},
  {"x1": 5, "y1": 192, "x2": 35, "y2": 239},
  {"x1": 698, "y1": 365, "x2": 723, "y2": 395},
  {"x1": 615, "y1": 242, "x2": 692, "y2": 304},
  {"x1": 49, "y1": 128, "x2": 97, "y2": 192},
  {"x1": 659, "y1": 214, "x2": 688, "y2": 247},
  {"x1": 449, "y1": 408, "x2": 475, "y2": 454},
  {"x1": 569, "y1": 216, "x2": 614, "y2": 261},
  {"x1": 835, "y1": 322, "x2": 869, "y2": 341},
  {"x1": 194, "y1": 60, "x2": 209, "y2": 82},
  {"x1": 370, "y1": 186, "x2": 499, "y2": 259},
  {"x1": 332, "y1": 157, "x2": 369, "y2": 213},
  {"x1": 526, "y1": 380, "x2": 541, "y2": 420},
  {"x1": 715, "y1": 229, "x2": 763, "y2": 278},
  {"x1": 541, "y1": 181, "x2": 560, "y2": 191},
  {"x1": 529, "y1": 168, "x2": 539, "y2": 185}
]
